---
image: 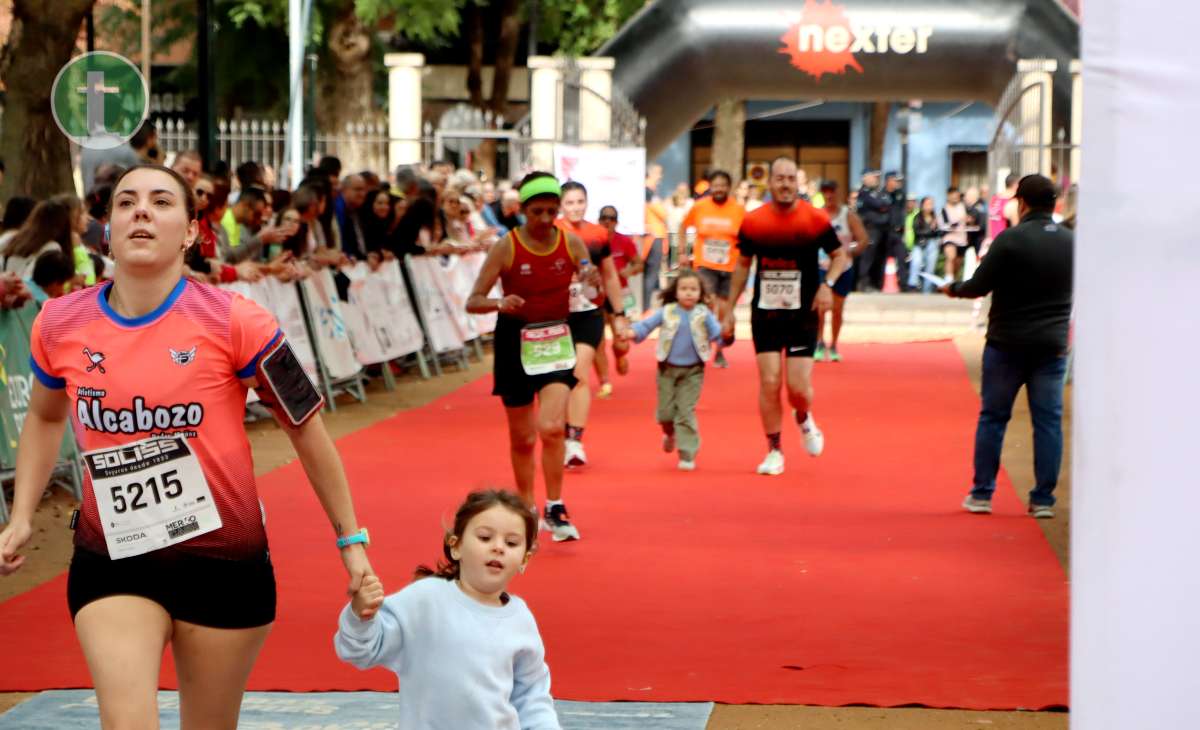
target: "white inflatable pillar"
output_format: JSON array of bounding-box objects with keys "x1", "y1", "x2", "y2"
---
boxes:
[{"x1": 1073, "y1": 0, "x2": 1200, "y2": 726}]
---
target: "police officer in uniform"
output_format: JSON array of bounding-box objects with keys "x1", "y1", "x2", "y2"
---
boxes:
[
  {"x1": 884, "y1": 171, "x2": 909, "y2": 291},
  {"x1": 855, "y1": 169, "x2": 890, "y2": 291}
]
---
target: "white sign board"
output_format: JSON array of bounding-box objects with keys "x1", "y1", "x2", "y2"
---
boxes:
[{"x1": 554, "y1": 145, "x2": 646, "y2": 236}]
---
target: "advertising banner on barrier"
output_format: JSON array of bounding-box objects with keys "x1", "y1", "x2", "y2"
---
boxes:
[
  {"x1": 459, "y1": 252, "x2": 499, "y2": 334},
  {"x1": 554, "y1": 145, "x2": 647, "y2": 236},
  {"x1": 341, "y1": 261, "x2": 426, "y2": 365},
  {"x1": 433, "y1": 255, "x2": 480, "y2": 343},
  {"x1": 301, "y1": 269, "x2": 362, "y2": 381},
  {"x1": 406, "y1": 256, "x2": 466, "y2": 354},
  {"x1": 222, "y1": 279, "x2": 319, "y2": 383},
  {"x1": 0, "y1": 303, "x2": 78, "y2": 467}
]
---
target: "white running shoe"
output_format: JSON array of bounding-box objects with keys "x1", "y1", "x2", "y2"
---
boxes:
[
  {"x1": 799, "y1": 412, "x2": 824, "y2": 457},
  {"x1": 564, "y1": 439, "x2": 588, "y2": 468},
  {"x1": 677, "y1": 458, "x2": 696, "y2": 471},
  {"x1": 756, "y1": 449, "x2": 785, "y2": 475}
]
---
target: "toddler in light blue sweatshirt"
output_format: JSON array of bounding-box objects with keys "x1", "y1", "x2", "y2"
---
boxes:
[
  {"x1": 334, "y1": 489, "x2": 560, "y2": 730},
  {"x1": 627, "y1": 269, "x2": 722, "y2": 470}
]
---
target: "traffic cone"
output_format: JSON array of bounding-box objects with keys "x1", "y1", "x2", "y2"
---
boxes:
[{"x1": 883, "y1": 257, "x2": 900, "y2": 293}]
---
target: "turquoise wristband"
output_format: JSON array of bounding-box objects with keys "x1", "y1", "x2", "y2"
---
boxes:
[{"x1": 336, "y1": 528, "x2": 369, "y2": 549}]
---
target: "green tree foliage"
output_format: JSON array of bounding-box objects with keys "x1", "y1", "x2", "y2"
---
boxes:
[
  {"x1": 537, "y1": 0, "x2": 648, "y2": 56},
  {"x1": 96, "y1": 0, "x2": 647, "y2": 116}
]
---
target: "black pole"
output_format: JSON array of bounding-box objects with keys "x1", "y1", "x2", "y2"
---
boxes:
[
  {"x1": 86, "y1": 9, "x2": 95, "y2": 53},
  {"x1": 197, "y1": 0, "x2": 216, "y2": 170},
  {"x1": 527, "y1": 0, "x2": 538, "y2": 59},
  {"x1": 306, "y1": 53, "x2": 317, "y2": 163}
]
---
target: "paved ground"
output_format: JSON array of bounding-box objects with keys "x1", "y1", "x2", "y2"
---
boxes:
[{"x1": 0, "y1": 292, "x2": 1069, "y2": 728}]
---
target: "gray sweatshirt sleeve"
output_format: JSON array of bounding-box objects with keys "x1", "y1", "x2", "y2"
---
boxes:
[
  {"x1": 333, "y1": 596, "x2": 406, "y2": 671},
  {"x1": 509, "y1": 621, "x2": 561, "y2": 730}
]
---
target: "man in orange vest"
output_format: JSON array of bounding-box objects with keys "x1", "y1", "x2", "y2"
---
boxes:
[{"x1": 679, "y1": 170, "x2": 744, "y2": 368}]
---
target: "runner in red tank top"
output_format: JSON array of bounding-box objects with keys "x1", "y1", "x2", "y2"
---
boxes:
[
  {"x1": 468, "y1": 172, "x2": 600, "y2": 541},
  {"x1": 557, "y1": 181, "x2": 628, "y2": 469},
  {"x1": 499, "y1": 226, "x2": 575, "y2": 323}
]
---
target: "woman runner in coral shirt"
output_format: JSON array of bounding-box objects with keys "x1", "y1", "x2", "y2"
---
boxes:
[{"x1": 0, "y1": 165, "x2": 374, "y2": 729}]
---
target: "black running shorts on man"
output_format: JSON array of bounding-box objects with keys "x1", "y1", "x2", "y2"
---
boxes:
[{"x1": 737, "y1": 200, "x2": 842, "y2": 357}]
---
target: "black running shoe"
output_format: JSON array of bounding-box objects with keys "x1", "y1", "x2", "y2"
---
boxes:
[{"x1": 543, "y1": 504, "x2": 581, "y2": 542}]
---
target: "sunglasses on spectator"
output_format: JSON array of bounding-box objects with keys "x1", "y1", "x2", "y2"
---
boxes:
[
  {"x1": 598, "y1": 214, "x2": 618, "y2": 221},
  {"x1": 195, "y1": 189, "x2": 210, "y2": 198}
]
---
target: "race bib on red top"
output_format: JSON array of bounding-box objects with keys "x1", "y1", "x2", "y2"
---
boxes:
[{"x1": 86, "y1": 435, "x2": 222, "y2": 559}]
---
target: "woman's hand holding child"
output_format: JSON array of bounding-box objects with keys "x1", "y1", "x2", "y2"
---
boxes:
[{"x1": 352, "y1": 574, "x2": 386, "y2": 620}]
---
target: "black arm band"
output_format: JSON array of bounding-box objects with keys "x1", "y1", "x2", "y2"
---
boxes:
[{"x1": 257, "y1": 340, "x2": 324, "y2": 426}]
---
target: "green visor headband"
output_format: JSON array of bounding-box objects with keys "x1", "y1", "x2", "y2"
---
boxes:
[{"x1": 519, "y1": 176, "x2": 562, "y2": 203}]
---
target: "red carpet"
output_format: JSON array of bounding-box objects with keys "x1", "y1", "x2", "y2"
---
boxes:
[{"x1": 0, "y1": 341, "x2": 1068, "y2": 709}]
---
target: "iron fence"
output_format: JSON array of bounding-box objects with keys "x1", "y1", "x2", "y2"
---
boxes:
[{"x1": 154, "y1": 116, "x2": 397, "y2": 180}]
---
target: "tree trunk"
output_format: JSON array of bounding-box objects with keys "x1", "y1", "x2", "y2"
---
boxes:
[
  {"x1": 488, "y1": 0, "x2": 522, "y2": 119},
  {"x1": 0, "y1": 0, "x2": 96, "y2": 201},
  {"x1": 712, "y1": 98, "x2": 746, "y2": 181},
  {"x1": 316, "y1": 0, "x2": 375, "y2": 172},
  {"x1": 472, "y1": 0, "x2": 521, "y2": 180},
  {"x1": 465, "y1": 4, "x2": 484, "y2": 110}
]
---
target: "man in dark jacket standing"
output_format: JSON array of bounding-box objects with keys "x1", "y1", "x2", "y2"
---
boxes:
[
  {"x1": 855, "y1": 169, "x2": 890, "y2": 291},
  {"x1": 942, "y1": 174, "x2": 1073, "y2": 518}
]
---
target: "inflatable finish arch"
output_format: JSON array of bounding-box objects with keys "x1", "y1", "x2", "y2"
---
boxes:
[{"x1": 599, "y1": 0, "x2": 1080, "y2": 156}]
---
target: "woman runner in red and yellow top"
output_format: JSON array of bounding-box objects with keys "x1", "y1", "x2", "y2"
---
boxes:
[
  {"x1": 467, "y1": 172, "x2": 598, "y2": 542},
  {"x1": 0, "y1": 165, "x2": 374, "y2": 729}
]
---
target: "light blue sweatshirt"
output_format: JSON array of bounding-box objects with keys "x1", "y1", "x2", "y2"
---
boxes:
[
  {"x1": 632, "y1": 305, "x2": 722, "y2": 366},
  {"x1": 334, "y1": 576, "x2": 561, "y2": 730}
]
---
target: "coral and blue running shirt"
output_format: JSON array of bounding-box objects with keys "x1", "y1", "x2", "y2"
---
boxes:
[{"x1": 30, "y1": 278, "x2": 284, "y2": 559}]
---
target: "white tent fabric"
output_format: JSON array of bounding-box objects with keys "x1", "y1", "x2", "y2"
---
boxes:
[{"x1": 1073, "y1": 1, "x2": 1200, "y2": 725}]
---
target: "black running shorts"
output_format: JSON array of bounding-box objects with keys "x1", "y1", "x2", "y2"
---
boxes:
[
  {"x1": 567, "y1": 308, "x2": 605, "y2": 349},
  {"x1": 67, "y1": 545, "x2": 276, "y2": 629},
  {"x1": 750, "y1": 309, "x2": 819, "y2": 358},
  {"x1": 492, "y1": 315, "x2": 578, "y2": 408}
]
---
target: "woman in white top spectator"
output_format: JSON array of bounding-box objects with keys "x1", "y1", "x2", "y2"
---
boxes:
[
  {"x1": 940, "y1": 187, "x2": 970, "y2": 283},
  {"x1": 1, "y1": 194, "x2": 81, "y2": 280},
  {"x1": 0, "y1": 197, "x2": 36, "y2": 253}
]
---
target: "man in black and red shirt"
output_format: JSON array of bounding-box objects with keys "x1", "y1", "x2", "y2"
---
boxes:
[{"x1": 723, "y1": 157, "x2": 851, "y2": 477}]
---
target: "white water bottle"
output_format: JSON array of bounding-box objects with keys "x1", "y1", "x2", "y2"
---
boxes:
[{"x1": 579, "y1": 258, "x2": 600, "y2": 301}]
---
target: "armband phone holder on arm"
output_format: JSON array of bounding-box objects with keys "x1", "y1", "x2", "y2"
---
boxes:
[{"x1": 257, "y1": 340, "x2": 324, "y2": 426}]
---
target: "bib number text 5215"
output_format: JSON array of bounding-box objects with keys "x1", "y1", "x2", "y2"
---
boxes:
[{"x1": 108, "y1": 469, "x2": 183, "y2": 514}]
